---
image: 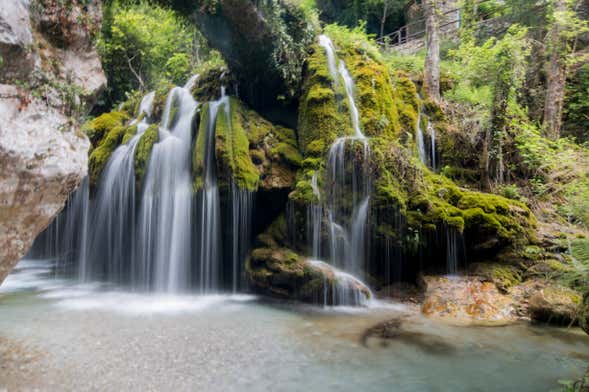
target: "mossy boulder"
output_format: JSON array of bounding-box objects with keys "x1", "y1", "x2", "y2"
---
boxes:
[
  {"x1": 247, "y1": 212, "x2": 370, "y2": 305},
  {"x1": 246, "y1": 247, "x2": 371, "y2": 304},
  {"x1": 528, "y1": 284, "x2": 582, "y2": 326},
  {"x1": 88, "y1": 124, "x2": 128, "y2": 186},
  {"x1": 190, "y1": 67, "x2": 237, "y2": 102},
  {"x1": 82, "y1": 111, "x2": 129, "y2": 150}
]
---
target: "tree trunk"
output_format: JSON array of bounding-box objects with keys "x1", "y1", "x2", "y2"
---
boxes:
[
  {"x1": 543, "y1": 0, "x2": 567, "y2": 140},
  {"x1": 424, "y1": 0, "x2": 441, "y2": 102},
  {"x1": 380, "y1": 1, "x2": 389, "y2": 38},
  {"x1": 488, "y1": 76, "x2": 510, "y2": 185}
]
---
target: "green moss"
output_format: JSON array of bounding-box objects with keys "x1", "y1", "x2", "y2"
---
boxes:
[
  {"x1": 298, "y1": 44, "x2": 350, "y2": 154},
  {"x1": 470, "y1": 262, "x2": 523, "y2": 293},
  {"x1": 88, "y1": 125, "x2": 127, "y2": 186},
  {"x1": 134, "y1": 124, "x2": 159, "y2": 189},
  {"x1": 367, "y1": 134, "x2": 535, "y2": 252},
  {"x1": 121, "y1": 123, "x2": 139, "y2": 145},
  {"x1": 82, "y1": 111, "x2": 129, "y2": 149},
  {"x1": 271, "y1": 142, "x2": 303, "y2": 167},
  {"x1": 214, "y1": 98, "x2": 260, "y2": 191}
]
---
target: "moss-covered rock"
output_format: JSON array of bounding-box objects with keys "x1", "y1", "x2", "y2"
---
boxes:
[
  {"x1": 192, "y1": 97, "x2": 300, "y2": 192},
  {"x1": 82, "y1": 111, "x2": 129, "y2": 150},
  {"x1": 88, "y1": 125, "x2": 127, "y2": 186},
  {"x1": 134, "y1": 124, "x2": 159, "y2": 190},
  {"x1": 214, "y1": 98, "x2": 260, "y2": 191},
  {"x1": 246, "y1": 213, "x2": 370, "y2": 305},
  {"x1": 190, "y1": 67, "x2": 237, "y2": 102},
  {"x1": 528, "y1": 284, "x2": 582, "y2": 326}
]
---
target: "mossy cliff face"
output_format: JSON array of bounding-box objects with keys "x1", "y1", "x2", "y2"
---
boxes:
[{"x1": 193, "y1": 97, "x2": 301, "y2": 192}]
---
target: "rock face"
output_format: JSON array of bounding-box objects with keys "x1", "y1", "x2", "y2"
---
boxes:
[{"x1": 0, "y1": 0, "x2": 105, "y2": 284}]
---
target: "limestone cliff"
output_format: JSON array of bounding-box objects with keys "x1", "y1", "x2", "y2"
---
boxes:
[{"x1": 0, "y1": 0, "x2": 105, "y2": 283}]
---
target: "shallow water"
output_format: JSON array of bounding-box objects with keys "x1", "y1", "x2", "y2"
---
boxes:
[{"x1": 1, "y1": 259, "x2": 588, "y2": 391}]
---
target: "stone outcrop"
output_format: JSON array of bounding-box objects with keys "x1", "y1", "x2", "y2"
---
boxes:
[
  {"x1": 0, "y1": 0, "x2": 36, "y2": 82},
  {"x1": 0, "y1": 0, "x2": 105, "y2": 284}
]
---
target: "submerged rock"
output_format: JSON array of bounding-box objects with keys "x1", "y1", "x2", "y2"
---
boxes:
[{"x1": 421, "y1": 275, "x2": 518, "y2": 325}]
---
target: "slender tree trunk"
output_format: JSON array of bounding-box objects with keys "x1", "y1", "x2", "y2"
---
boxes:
[
  {"x1": 424, "y1": 0, "x2": 441, "y2": 102},
  {"x1": 488, "y1": 76, "x2": 509, "y2": 185},
  {"x1": 380, "y1": 1, "x2": 389, "y2": 38},
  {"x1": 543, "y1": 0, "x2": 567, "y2": 140}
]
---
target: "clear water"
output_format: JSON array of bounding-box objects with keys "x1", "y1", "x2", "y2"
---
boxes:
[{"x1": 1, "y1": 259, "x2": 588, "y2": 391}]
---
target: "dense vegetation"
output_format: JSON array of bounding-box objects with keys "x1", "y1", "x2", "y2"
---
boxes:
[{"x1": 98, "y1": 0, "x2": 223, "y2": 107}]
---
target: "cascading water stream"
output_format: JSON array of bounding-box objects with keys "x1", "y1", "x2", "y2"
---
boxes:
[
  {"x1": 230, "y1": 181, "x2": 253, "y2": 292},
  {"x1": 84, "y1": 91, "x2": 155, "y2": 283},
  {"x1": 311, "y1": 35, "x2": 372, "y2": 305},
  {"x1": 416, "y1": 96, "x2": 437, "y2": 169},
  {"x1": 136, "y1": 84, "x2": 197, "y2": 292},
  {"x1": 428, "y1": 121, "x2": 437, "y2": 170},
  {"x1": 195, "y1": 93, "x2": 228, "y2": 293},
  {"x1": 416, "y1": 105, "x2": 427, "y2": 165},
  {"x1": 307, "y1": 172, "x2": 323, "y2": 259}
]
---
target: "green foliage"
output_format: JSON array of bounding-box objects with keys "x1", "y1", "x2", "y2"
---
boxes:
[
  {"x1": 257, "y1": 0, "x2": 318, "y2": 100},
  {"x1": 315, "y1": 0, "x2": 405, "y2": 37},
  {"x1": 99, "y1": 0, "x2": 209, "y2": 104},
  {"x1": 511, "y1": 119, "x2": 589, "y2": 227},
  {"x1": 564, "y1": 63, "x2": 589, "y2": 143},
  {"x1": 449, "y1": 25, "x2": 531, "y2": 101}
]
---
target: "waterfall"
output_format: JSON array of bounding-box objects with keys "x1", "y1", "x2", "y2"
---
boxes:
[
  {"x1": 307, "y1": 172, "x2": 323, "y2": 259},
  {"x1": 326, "y1": 138, "x2": 371, "y2": 278},
  {"x1": 85, "y1": 91, "x2": 156, "y2": 283},
  {"x1": 136, "y1": 86, "x2": 197, "y2": 292},
  {"x1": 416, "y1": 98, "x2": 437, "y2": 169},
  {"x1": 69, "y1": 177, "x2": 89, "y2": 281},
  {"x1": 428, "y1": 121, "x2": 437, "y2": 171},
  {"x1": 309, "y1": 35, "x2": 372, "y2": 305},
  {"x1": 445, "y1": 228, "x2": 466, "y2": 275},
  {"x1": 194, "y1": 94, "x2": 227, "y2": 293},
  {"x1": 416, "y1": 107, "x2": 427, "y2": 164},
  {"x1": 318, "y1": 35, "x2": 365, "y2": 139},
  {"x1": 230, "y1": 181, "x2": 253, "y2": 292}
]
